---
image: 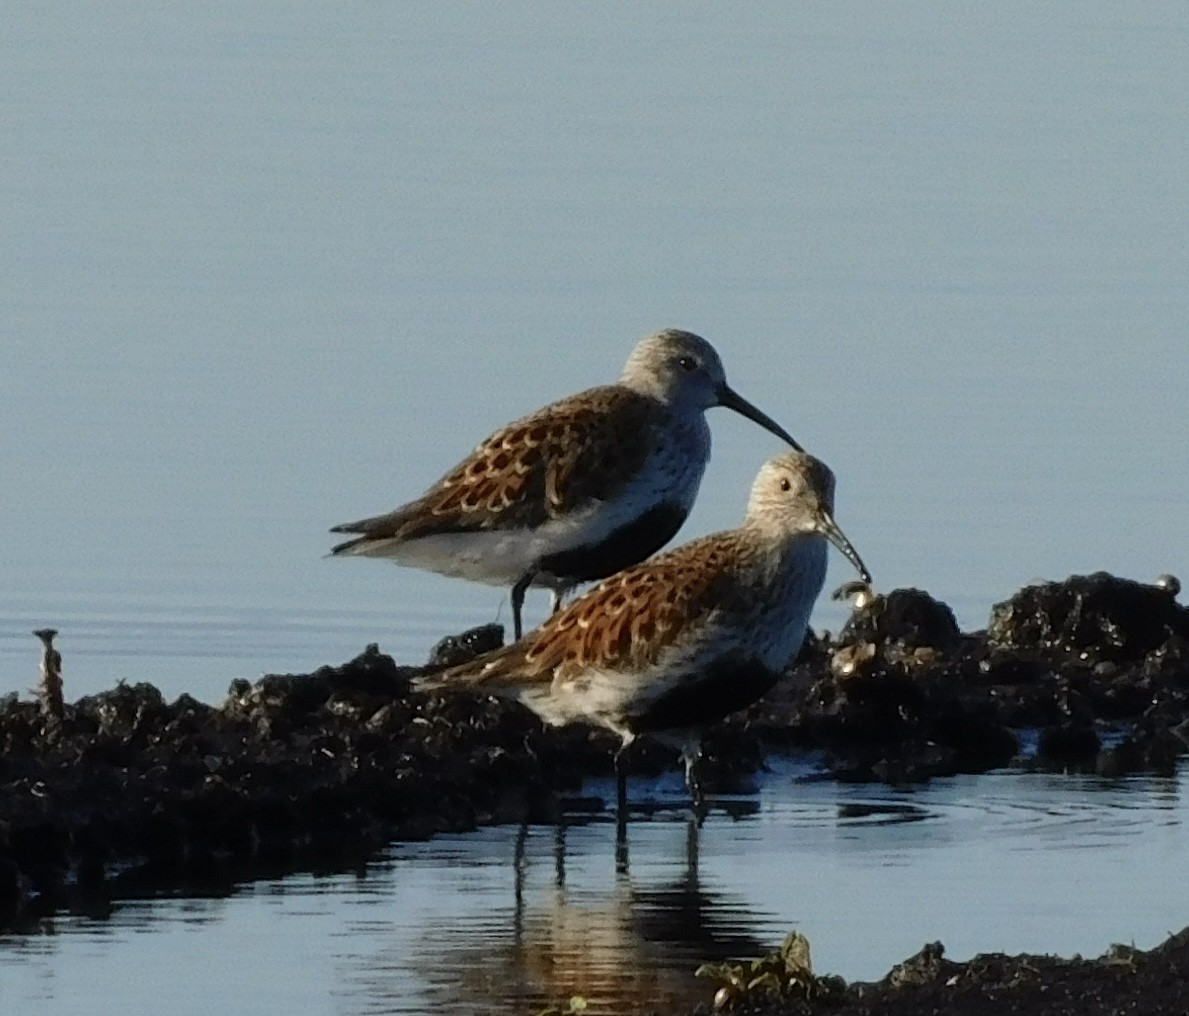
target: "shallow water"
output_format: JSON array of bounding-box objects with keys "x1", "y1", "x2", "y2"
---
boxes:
[{"x1": 3, "y1": 762, "x2": 1188, "y2": 1015}]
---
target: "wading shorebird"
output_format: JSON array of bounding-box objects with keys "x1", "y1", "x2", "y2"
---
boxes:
[
  {"x1": 417, "y1": 450, "x2": 870, "y2": 806},
  {"x1": 330, "y1": 330, "x2": 801, "y2": 639}
]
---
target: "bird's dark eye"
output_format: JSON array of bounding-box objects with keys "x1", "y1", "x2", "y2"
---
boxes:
[
  {"x1": 779, "y1": 478, "x2": 791, "y2": 492},
  {"x1": 676, "y1": 355, "x2": 698, "y2": 372}
]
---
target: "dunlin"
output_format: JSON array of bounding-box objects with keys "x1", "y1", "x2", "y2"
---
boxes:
[
  {"x1": 330, "y1": 329, "x2": 801, "y2": 639},
  {"x1": 418, "y1": 450, "x2": 870, "y2": 803}
]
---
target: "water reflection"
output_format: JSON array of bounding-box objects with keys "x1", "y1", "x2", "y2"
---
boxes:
[
  {"x1": 3, "y1": 769, "x2": 1189, "y2": 1016},
  {"x1": 357, "y1": 808, "x2": 769, "y2": 1016}
]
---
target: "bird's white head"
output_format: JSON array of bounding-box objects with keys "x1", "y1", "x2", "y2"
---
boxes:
[
  {"x1": 745, "y1": 451, "x2": 870, "y2": 582},
  {"x1": 620, "y1": 329, "x2": 802, "y2": 449}
]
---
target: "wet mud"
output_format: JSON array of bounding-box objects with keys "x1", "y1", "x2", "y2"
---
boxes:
[
  {"x1": 3, "y1": 571, "x2": 1189, "y2": 1009},
  {"x1": 725, "y1": 571, "x2": 1189, "y2": 787},
  {"x1": 696, "y1": 928, "x2": 1189, "y2": 1015}
]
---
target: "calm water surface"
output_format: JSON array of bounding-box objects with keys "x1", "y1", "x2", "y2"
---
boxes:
[
  {"x1": 2, "y1": 763, "x2": 1188, "y2": 1015},
  {"x1": 2, "y1": 5, "x2": 1188, "y2": 1014},
  {"x1": 2, "y1": 2, "x2": 1186, "y2": 700}
]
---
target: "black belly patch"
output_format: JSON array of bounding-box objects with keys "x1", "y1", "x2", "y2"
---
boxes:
[
  {"x1": 539, "y1": 501, "x2": 688, "y2": 584},
  {"x1": 627, "y1": 654, "x2": 781, "y2": 734}
]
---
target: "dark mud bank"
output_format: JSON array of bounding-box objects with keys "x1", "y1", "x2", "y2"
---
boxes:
[
  {"x1": 2, "y1": 572, "x2": 1188, "y2": 936},
  {"x1": 739, "y1": 570, "x2": 1189, "y2": 784},
  {"x1": 695, "y1": 928, "x2": 1189, "y2": 1016}
]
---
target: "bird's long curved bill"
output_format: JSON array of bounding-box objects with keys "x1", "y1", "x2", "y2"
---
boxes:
[
  {"x1": 817, "y1": 512, "x2": 872, "y2": 584},
  {"x1": 717, "y1": 385, "x2": 802, "y2": 451}
]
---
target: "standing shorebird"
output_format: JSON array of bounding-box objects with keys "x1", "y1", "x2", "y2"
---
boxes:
[
  {"x1": 330, "y1": 329, "x2": 801, "y2": 639},
  {"x1": 417, "y1": 450, "x2": 870, "y2": 805}
]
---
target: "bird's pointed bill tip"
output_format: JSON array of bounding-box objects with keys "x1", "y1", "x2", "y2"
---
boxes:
[
  {"x1": 818, "y1": 513, "x2": 871, "y2": 584},
  {"x1": 716, "y1": 384, "x2": 803, "y2": 452}
]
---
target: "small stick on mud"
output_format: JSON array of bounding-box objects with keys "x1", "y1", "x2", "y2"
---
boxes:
[{"x1": 32, "y1": 628, "x2": 64, "y2": 725}]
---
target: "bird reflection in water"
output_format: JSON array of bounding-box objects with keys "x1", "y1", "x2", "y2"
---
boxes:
[{"x1": 398, "y1": 804, "x2": 770, "y2": 1016}]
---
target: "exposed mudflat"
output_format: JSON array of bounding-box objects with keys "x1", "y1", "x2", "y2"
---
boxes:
[
  {"x1": 693, "y1": 929, "x2": 1189, "y2": 1016},
  {"x1": 3, "y1": 572, "x2": 1189, "y2": 1011}
]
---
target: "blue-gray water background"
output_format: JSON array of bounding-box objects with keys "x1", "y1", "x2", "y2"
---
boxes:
[
  {"x1": 3, "y1": 3, "x2": 1184, "y2": 700},
  {"x1": 1, "y1": 5, "x2": 1187, "y2": 1014}
]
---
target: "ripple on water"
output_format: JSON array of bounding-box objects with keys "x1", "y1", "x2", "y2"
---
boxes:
[
  {"x1": 751, "y1": 756, "x2": 1181, "y2": 846},
  {"x1": 2, "y1": 764, "x2": 1188, "y2": 1015}
]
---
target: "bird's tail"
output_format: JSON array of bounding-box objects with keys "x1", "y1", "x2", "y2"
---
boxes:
[
  {"x1": 328, "y1": 533, "x2": 372, "y2": 556},
  {"x1": 412, "y1": 643, "x2": 527, "y2": 696}
]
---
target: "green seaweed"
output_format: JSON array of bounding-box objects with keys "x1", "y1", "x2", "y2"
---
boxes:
[{"x1": 696, "y1": 931, "x2": 846, "y2": 1009}]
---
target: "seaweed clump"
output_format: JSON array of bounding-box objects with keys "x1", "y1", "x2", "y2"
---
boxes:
[
  {"x1": 696, "y1": 932, "x2": 845, "y2": 1010},
  {"x1": 686, "y1": 929, "x2": 1189, "y2": 1016},
  {"x1": 716, "y1": 573, "x2": 1189, "y2": 785},
  {"x1": 0, "y1": 641, "x2": 609, "y2": 931}
]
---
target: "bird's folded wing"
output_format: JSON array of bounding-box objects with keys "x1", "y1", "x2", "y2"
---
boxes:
[
  {"x1": 332, "y1": 385, "x2": 658, "y2": 543},
  {"x1": 522, "y1": 534, "x2": 740, "y2": 677},
  {"x1": 418, "y1": 533, "x2": 740, "y2": 695}
]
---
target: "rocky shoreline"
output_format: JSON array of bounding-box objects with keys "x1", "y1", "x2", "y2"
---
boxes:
[
  {"x1": 3, "y1": 571, "x2": 1189, "y2": 1012},
  {"x1": 690, "y1": 928, "x2": 1189, "y2": 1015}
]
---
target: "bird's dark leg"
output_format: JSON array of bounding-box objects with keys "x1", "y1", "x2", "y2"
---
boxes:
[
  {"x1": 613, "y1": 741, "x2": 631, "y2": 873},
  {"x1": 553, "y1": 820, "x2": 567, "y2": 888},
  {"x1": 614, "y1": 743, "x2": 629, "y2": 817},
  {"x1": 615, "y1": 807, "x2": 629, "y2": 875},
  {"x1": 685, "y1": 810, "x2": 700, "y2": 884},
  {"x1": 510, "y1": 572, "x2": 535, "y2": 641},
  {"x1": 683, "y1": 741, "x2": 707, "y2": 823},
  {"x1": 549, "y1": 589, "x2": 566, "y2": 615},
  {"x1": 513, "y1": 819, "x2": 529, "y2": 936}
]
